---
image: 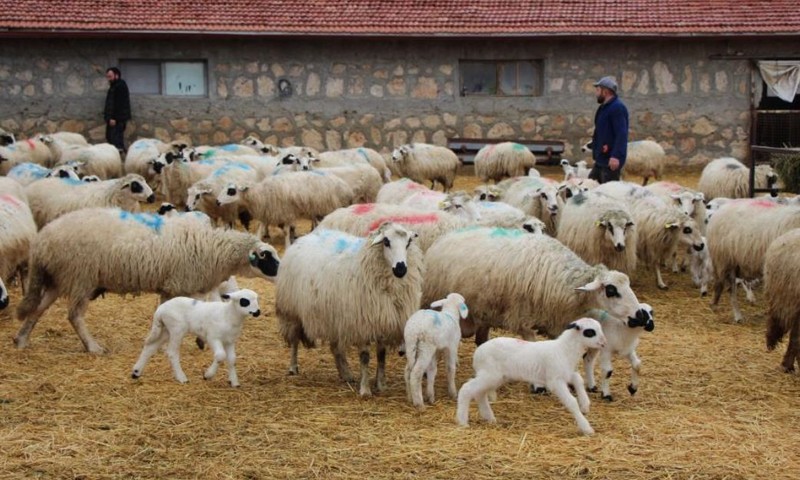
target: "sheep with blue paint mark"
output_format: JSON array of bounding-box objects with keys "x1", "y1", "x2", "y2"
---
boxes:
[
  {"x1": 25, "y1": 173, "x2": 155, "y2": 228},
  {"x1": 0, "y1": 138, "x2": 54, "y2": 174},
  {"x1": 315, "y1": 147, "x2": 393, "y2": 183},
  {"x1": 423, "y1": 227, "x2": 646, "y2": 346},
  {"x1": 0, "y1": 193, "x2": 37, "y2": 307},
  {"x1": 124, "y1": 138, "x2": 189, "y2": 184},
  {"x1": 194, "y1": 143, "x2": 261, "y2": 159},
  {"x1": 155, "y1": 152, "x2": 232, "y2": 208},
  {"x1": 474, "y1": 142, "x2": 537, "y2": 183},
  {"x1": 277, "y1": 223, "x2": 424, "y2": 397},
  {"x1": 7, "y1": 162, "x2": 80, "y2": 186},
  {"x1": 132, "y1": 289, "x2": 261, "y2": 387},
  {"x1": 186, "y1": 161, "x2": 259, "y2": 228},
  {"x1": 14, "y1": 207, "x2": 280, "y2": 353},
  {"x1": 241, "y1": 136, "x2": 281, "y2": 156},
  {"x1": 403, "y1": 293, "x2": 469, "y2": 409}
]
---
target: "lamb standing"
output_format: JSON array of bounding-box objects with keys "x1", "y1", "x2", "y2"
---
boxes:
[
  {"x1": 277, "y1": 223, "x2": 424, "y2": 397},
  {"x1": 765, "y1": 228, "x2": 800, "y2": 372},
  {"x1": 391, "y1": 143, "x2": 460, "y2": 192},
  {"x1": 456, "y1": 318, "x2": 606, "y2": 435},
  {"x1": 131, "y1": 289, "x2": 261, "y2": 387},
  {"x1": 14, "y1": 207, "x2": 280, "y2": 353},
  {"x1": 404, "y1": 293, "x2": 469, "y2": 409}
]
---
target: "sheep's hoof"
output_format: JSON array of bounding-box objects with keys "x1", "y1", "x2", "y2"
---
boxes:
[
  {"x1": 530, "y1": 386, "x2": 547, "y2": 395},
  {"x1": 602, "y1": 394, "x2": 614, "y2": 402},
  {"x1": 627, "y1": 384, "x2": 638, "y2": 396},
  {"x1": 657, "y1": 284, "x2": 669, "y2": 291},
  {"x1": 131, "y1": 372, "x2": 140, "y2": 379},
  {"x1": 287, "y1": 366, "x2": 299, "y2": 376},
  {"x1": 195, "y1": 337, "x2": 206, "y2": 350},
  {"x1": 587, "y1": 386, "x2": 598, "y2": 393},
  {"x1": 701, "y1": 291, "x2": 708, "y2": 297},
  {"x1": 230, "y1": 382, "x2": 240, "y2": 388}
]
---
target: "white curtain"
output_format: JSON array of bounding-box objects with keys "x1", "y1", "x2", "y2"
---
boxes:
[{"x1": 757, "y1": 60, "x2": 800, "y2": 103}]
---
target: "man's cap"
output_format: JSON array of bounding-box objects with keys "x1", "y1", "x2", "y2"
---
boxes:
[{"x1": 594, "y1": 76, "x2": 618, "y2": 94}]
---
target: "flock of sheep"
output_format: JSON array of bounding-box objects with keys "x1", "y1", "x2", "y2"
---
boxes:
[{"x1": 1, "y1": 124, "x2": 798, "y2": 435}]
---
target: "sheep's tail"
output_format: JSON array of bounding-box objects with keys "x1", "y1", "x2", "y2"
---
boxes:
[
  {"x1": 766, "y1": 314, "x2": 788, "y2": 351},
  {"x1": 405, "y1": 338, "x2": 419, "y2": 368},
  {"x1": 16, "y1": 262, "x2": 50, "y2": 321}
]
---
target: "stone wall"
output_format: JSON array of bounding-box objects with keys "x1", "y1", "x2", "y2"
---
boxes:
[{"x1": 1, "y1": 36, "x2": 797, "y2": 165}]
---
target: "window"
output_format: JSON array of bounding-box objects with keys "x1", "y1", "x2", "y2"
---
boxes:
[
  {"x1": 119, "y1": 60, "x2": 207, "y2": 96},
  {"x1": 460, "y1": 60, "x2": 543, "y2": 96}
]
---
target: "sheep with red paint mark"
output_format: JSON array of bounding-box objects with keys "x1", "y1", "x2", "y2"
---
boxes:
[
  {"x1": 376, "y1": 178, "x2": 431, "y2": 204},
  {"x1": 401, "y1": 189, "x2": 481, "y2": 223},
  {"x1": 0, "y1": 138, "x2": 55, "y2": 174},
  {"x1": 474, "y1": 142, "x2": 537, "y2": 183}
]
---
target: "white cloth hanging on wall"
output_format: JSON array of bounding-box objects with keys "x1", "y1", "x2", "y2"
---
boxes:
[{"x1": 757, "y1": 60, "x2": 800, "y2": 103}]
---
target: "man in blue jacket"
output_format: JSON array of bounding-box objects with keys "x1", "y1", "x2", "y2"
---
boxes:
[{"x1": 588, "y1": 76, "x2": 628, "y2": 184}]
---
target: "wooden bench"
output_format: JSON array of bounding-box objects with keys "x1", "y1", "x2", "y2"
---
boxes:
[{"x1": 447, "y1": 138, "x2": 565, "y2": 166}]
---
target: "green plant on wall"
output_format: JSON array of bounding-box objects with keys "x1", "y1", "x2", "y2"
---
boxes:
[{"x1": 772, "y1": 153, "x2": 800, "y2": 194}]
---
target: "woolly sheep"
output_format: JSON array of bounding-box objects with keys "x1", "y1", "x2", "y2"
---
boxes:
[
  {"x1": 316, "y1": 147, "x2": 393, "y2": 183},
  {"x1": 646, "y1": 181, "x2": 707, "y2": 233},
  {"x1": 156, "y1": 202, "x2": 214, "y2": 227},
  {"x1": 186, "y1": 162, "x2": 259, "y2": 228},
  {"x1": 0, "y1": 138, "x2": 54, "y2": 174},
  {"x1": 583, "y1": 140, "x2": 666, "y2": 185},
  {"x1": 50, "y1": 131, "x2": 89, "y2": 146},
  {"x1": 473, "y1": 184, "x2": 503, "y2": 202},
  {"x1": 595, "y1": 181, "x2": 705, "y2": 289},
  {"x1": 53, "y1": 142, "x2": 123, "y2": 180},
  {"x1": 391, "y1": 143, "x2": 460, "y2": 192},
  {"x1": 314, "y1": 163, "x2": 383, "y2": 203},
  {"x1": 560, "y1": 159, "x2": 591, "y2": 181},
  {"x1": 423, "y1": 227, "x2": 645, "y2": 345},
  {"x1": 81, "y1": 175, "x2": 102, "y2": 182},
  {"x1": 496, "y1": 176, "x2": 563, "y2": 233},
  {"x1": 194, "y1": 143, "x2": 261, "y2": 159},
  {"x1": 156, "y1": 154, "x2": 232, "y2": 208},
  {"x1": 0, "y1": 177, "x2": 28, "y2": 203},
  {"x1": 456, "y1": 317, "x2": 606, "y2": 435},
  {"x1": 401, "y1": 190, "x2": 481, "y2": 222},
  {"x1": 707, "y1": 199, "x2": 800, "y2": 322},
  {"x1": 241, "y1": 136, "x2": 280, "y2": 155},
  {"x1": 318, "y1": 203, "x2": 467, "y2": 252},
  {"x1": 688, "y1": 235, "x2": 758, "y2": 300},
  {"x1": 474, "y1": 200, "x2": 545, "y2": 232},
  {"x1": 404, "y1": 293, "x2": 469, "y2": 409},
  {"x1": 7, "y1": 162, "x2": 80, "y2": 186},
  {"x1": 132, "y1": 289, "x2": 261, "y2": 386},
  {"x1": 556, "y1": 190, "x2": 638, "y2": 274},
  {"x1": 697, "y1": 157, "x2": 779, "y2": 200},
  {"x1": 0, "y1": 193, "x2": 37, "y2": 302},
  {"x1": 14, "y1": 207, "x2": 280, "y2": 353},
  {"x1": 474, "y1": 142, "x2": 536, "y2": 183},
  {"x1": 25, "y1": 174, "x2": 155, "y2": 228},
  {"x1": 277, "y1": 223, "x2": 424, "y2": 397},
  {"x1": 583, "y1": 303, "x2": 654, "y2": 401},
  {"x1": 764, "y1": 228, "x2": 800, "y2": 372},
  {"x1": 376, "y1": 178, "x2": 431, "y2": 204},
  {"x1": 125, "y1": 138, "x2": 189, "y2": 183},
  {"x1": 216, "y1": 171, "x2": 354, "y2": 249}
]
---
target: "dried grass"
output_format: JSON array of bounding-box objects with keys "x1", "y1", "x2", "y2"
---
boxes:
[{"x1": 0, "y1": 167, "x2": 798, "y2": 479}]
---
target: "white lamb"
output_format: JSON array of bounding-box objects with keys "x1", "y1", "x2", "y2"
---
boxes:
[
  {"x1": 456, "y1": 317, "x2": 606, "y2": 435},
  {"x1": 403, "y1": 293, "x2": 469, "y2": 409},
  {"x1": 583, "y1": 303, "x2": 654, "y2": 402},
  {"x1": 131, "y1": 289, "x2": 261, "y2": 387},
  {"x1": 391, "y1": 143, "x2": 460, "y2": 192},
  {"x1": 689, "y1": 234, "x2": 758, "y2": 301},
  {"x1": 560, "y1": 159, "x2": 591, "y2": 181},
  {"x1": 697, "y1": 157, "x2": 779, "y2": 200},
  {"x1": 474, "y1": 142, "x2": 536, "y2": 183}
]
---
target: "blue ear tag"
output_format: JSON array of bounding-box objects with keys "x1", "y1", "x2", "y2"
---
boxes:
[
  {"x1": 249, "y1": 253, "x2": 257, "y2": 264},
  {"x1": 459, "y1": 303, "x2": 468, "y2": 314}
]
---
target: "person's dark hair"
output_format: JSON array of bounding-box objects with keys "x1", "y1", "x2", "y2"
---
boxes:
[{"x1": 106, "y1": 67, "x2": 121, "y2": 78}]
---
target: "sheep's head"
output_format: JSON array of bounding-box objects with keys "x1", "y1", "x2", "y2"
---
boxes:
[
  {"x1": 247, "y1": 243, "x2": 280, "y2": 281},
  {"x1": 669, "y1": 216, "x2": 704, "y2": 252},
  {"x1": 522, "y1": 217, "x2": 546, "y2": 234},
  {"x1": 439, "y1": 191, "x2": 481, "y2": 221},
  {"x1": 627, "y1": 303, "x2": 655, "y2": 332},
  {"x1": 670, "y1": 190, "x2": 704, "y2": 217},
  {"x1": 474, "y1": 185, "x2": 502, "y2": 202},
  {"x1": 575, "y1": 270, "x2": 641, "y2": 328},
  {"x1": 216, "y1": 183, "x2": 248, "y2": 206},
  {"x1": 121, "y1": 174, "x2": 155, "y2": 204},
  {"x1": 186, "y1": 183, "x2": 214, "y2": 211},
  {"x1": 370, "y1": 222, "x2": 418, "y2": 278},
  {"x1": 564, "y1": 318, "x2": 606, "y2": 350},
  {"x1": 391, "y1": 145, "x2": 411, "y2": 163},
  {"x1": 47, "y1": 165, "x2": 81, "y2": 181},
  {"x1": 597, "y1": 211, "x2": 634, "y2": 252},
  {"x1": 431, "y1": 293, "x2": 470, "y2": 334},
  {"x1": 535, "y1": 185, "x2": 561, "y2": 216},
  {"x1": 36, "y1": 134, "x2": 54, "y2": 145},
  {"x1": 222, "y1": 289, "x2": 262, "y2": 318},
  {"x1": 241, "y1": 136, "x2": 263, "y2": 149},
  {"x1": 157, "y1": 202, "x2": 177, "y2": 216}
]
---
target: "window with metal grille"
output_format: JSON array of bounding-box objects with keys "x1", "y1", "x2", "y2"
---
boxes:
[
  {"x1": 119, "y1": 60, "x2": 207, "y2": 97},
  {"x1": 459, "y1": 60, "x2": 543, "y2": 97}
]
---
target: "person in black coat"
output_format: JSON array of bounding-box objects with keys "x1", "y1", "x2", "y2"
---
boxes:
[
  {"x1": 104, "y1": 67, "x2": 131, "y2": 153},
  {"x1": 588, "y1": 76, "x2": 629, "y2": 184}
]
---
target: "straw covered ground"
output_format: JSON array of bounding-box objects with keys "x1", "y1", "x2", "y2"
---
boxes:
[{"x1": 1, "y1": 167, "x2": 799, "y2": 479}]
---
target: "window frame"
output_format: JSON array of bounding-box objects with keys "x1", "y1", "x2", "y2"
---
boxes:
[
  {"x1": 119, "y1": 59, "x2": 209, "y2": 97},
  {"x1": 459, "y1": 59, "x2": 544, "y2": 97}
]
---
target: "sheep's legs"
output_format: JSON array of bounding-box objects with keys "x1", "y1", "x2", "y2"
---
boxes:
[
  {"x1": 627, "y1": 351, "x2": 642, "y2": 395},
  {"x1": 550, "y1": 379, "x2": 594, "y2": 436},
  {"x1": 329, "y1": 343, "x2": 354, "y2": 383},
  {"x1": 598, "y1": 352, "x2": 614, "y2": 401},
  {"x1": 729, "y1": 271, "x2": 744, "y2": 323},
  {"x1": 283, "y1": 225, "x2": 292, "y2": 251},
  {"x1": 226, "y1": 344, "x2": 239, "y2": 387},
  {"x1": 14, "y1": 287, "x2": 58, "y2": 349},
  {"x1": 68, "y1": 298, "x2": 104, "y2": 354},
  {"x1": 475, "y1": 326, "x2": 490, "y2": 346},
  {"x1": 781, "y1": 318, "x2": 800, "y2": 373},
  {"x1": 131, "y1": 328, "x2": 168, "y2": 378},
  {"x1": 287, "y1": 340, "x2": 300, "y2": 375},
  {"x1": 166, "y1": 333, "x2": 188, "y2": 384},
  {"x1": 583, "y1": 348, "x2": 600, "y2": 392},
  {"x1": 408, "y1": 344, "x2": 436, "y2": 408},
  {"x1": 445, "y1": 347, "x2": 458, "y2": 400},
  {"x1": 425, "y1": 354, "x2": 438, "y2": 405},
  {"x1": 655, "y1": 264, "x2": 668, "y2": 290},
  {"x1": 570, "y1": 372, "x2": 592, "y2": 415},
  {"x1": 358, "y1": 347, "x2": 372, "y2": 397},
  {"x1": 203, "y1": 339, "x2": 226, "y2": 382},
  {"x1": 456, "y1": 374, "x2": 502, "y2": 426},
  {"x1": 375, "y1": 343, "x2": 387, "y2": 392}
]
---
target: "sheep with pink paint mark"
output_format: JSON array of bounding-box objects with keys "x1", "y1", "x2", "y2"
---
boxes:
[
  {"x1": 376, "y1": 178, "x2": 431, "y2": 204},
  {"x1": 474, "y1": 142, "x2": 537, "y2": 183},
  {"x1": 0, "y1": 193, "x2": 37, "y2": 306},
  {"x1": 401, "y1": 189, "x2": 481, "y2": 222}
]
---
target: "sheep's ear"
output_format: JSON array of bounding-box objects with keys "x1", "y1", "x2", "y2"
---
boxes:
[
  {"x1": 595, "y1": 220, "x2": 607, "y2": 228},
  {"x1": 458, "y1": 302, "x2": 469, "y2": 319},
  {"x1": 566, "y1": 322, "x2": 580, "y2": 331},
  {"x1": 626, "y1": 221, "x2": 635, "y2": 228},
  {"x1": 430, "y1": 299, "x2": 445, "y2": 309},
  {"x1": 575, "y1": 279, "x2": 603, "y2": 292},
  {"x1": 670, "y1": 194, "x2": 681, "y2": 200},
  {"x1": 694, "y1": 192, "x2": 705, "y2": 202},
  {"x1": 238, "y1": 185, "x2": 249, "y2": 192},
  {"x1": 664, "y1": 222, "x2": 679, "y2": 230},
  {"x1": 370, "y1": 232, "x2": 385, "y2": 246}
]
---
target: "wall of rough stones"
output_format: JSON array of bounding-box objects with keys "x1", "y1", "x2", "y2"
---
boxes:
[{"x1": 1, "y1": 36, "x2": 797, "y2": 165}]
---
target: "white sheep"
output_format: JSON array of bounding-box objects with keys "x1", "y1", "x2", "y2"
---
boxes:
[
  {"x1": 241, "y1": 136, "x2": 280, "y2": 155},
  {"x1": 194, "y1": 143, "x2": 261, "y2": 158},
  {"x1": 583, "y1": 303, "x2": 654, "y2": 402},
  {"x1": 594, "y1": 181, "x2": 705, "y2": 289},
  {"x1": 316, "y1": 147, "x2": 393, "y2": 183},
  {"x1": 156, "y1": 154, "x2": 233, "y2": 208},
  {"x1": 124, "y1": 138, "x2": 189, "y2": 184},
  {"x1": 0, "y1": 193, "x2": 37, "y2": 302},
  {"x1": 391, "y1": 143, "x2": 460, "y2": 192},
  {"x1": 81, "y1": 175, "x2": 102, "y2": 182},
  {"x1": 697, "y1": 157, "x2": 779, "y2": 200},
  {"x1": 0, "y1": 138, "x2": 55, "y2": 174},
  {"x1": 581, "y1": 140, "x2": 666, "y2": 185},
  {"x1": 277, "y1": 223, "x2": 424, "y2": 397},
  {"x1": 0, "y1": 177, "x2": 28, "y2": 203},
  {"x1": 456, "y1": 317, "x2": 606, "y2": 435},
  {"x1": 216, "y1": 170, "x2": 354, "y2": 249},
  {"x1": 376, "y1": 178, "x2": 432, "y2": 204},
  {"x1": 496, "y1": 176, "x2": 563, "y2": 233},
  {"x1": 423, "y1": 227, "x2": 646, "y2": 346},
  {"x1": 689, "y1": 234, "x2": 758, "y2": 301},
  {"x1": 318, "y1": 203, "x2": 467, "y2": 252},
  {"x1": 314, "y1": 163, "x2": 383, "y2": 203},
  {"x1": 48, "y1": 140, "x2": 123, "y2": 180},
  {"x1": 131, "y1": 289, "x2": 260, "y2": 387},
  {"x1": 14, "y1": 207, "x2": 280, "y2": 353},
  {"x1": 474, "y1": 200, "x2": 544, "y2": 232},
  {"x1": 25, "y1": 174, "x2": 155, "y2": 228},
  {"x1": 50, "y1": 131, "x2": 89, "y2": 146},
  {"x1": 646, "y1": 181, "x2": 707, "y2": 234},
  {"x1": 404, "y1": 293, "x2": 469, "y2": 409},
  {"x1": 764, "y1": 228, "x2": 800, "y2": 373},
  {"x1": 556, "y1": 190, "x2": 638, "y2": 274},
  {"x1": 401, "y1": 190, "x2": 481, "y2": 222},
  {"x1": 474, "y1": 142, "x2": 536, "y2": 183},
  {"x1": 473, "y1": 184, "x2": 503, "y2": 202},
  {"x1": 186, "y1": 161, "x2": 259, "y2": 228},
  {"x1": 6, "y1": 162, "x2": 80, "y2": 187},
  {"x1": 707, "y1": 199, "x2": 800, "y2": 322}
]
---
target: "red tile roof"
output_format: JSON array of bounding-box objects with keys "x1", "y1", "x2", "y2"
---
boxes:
[{"x1": 1, "y1": 1, "x2": 798, "y2": 36}]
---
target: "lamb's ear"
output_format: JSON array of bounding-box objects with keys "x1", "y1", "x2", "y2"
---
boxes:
[
  {"x1": 430, "y1": 299, "x2": 445, "y2": 309},
  {"x1": 458, "y1": 302, "x2": 469, "y2": 319},
  {"x1": 575, "y1": 279, "x2": 603, "y2": 292},
  {"x1": 566, "y1": 322, "x2": 580, "y2": 331}
]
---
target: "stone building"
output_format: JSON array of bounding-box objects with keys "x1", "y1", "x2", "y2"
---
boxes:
[{"x1": 1, "y1": 1, "x2": 799, "y2": 165}]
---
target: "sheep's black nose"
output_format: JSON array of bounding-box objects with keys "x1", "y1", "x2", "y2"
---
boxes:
[
  {"x1": 393, "y1": 262, "x2": 407, "y2": 278},
  {"x1": 146, "y1": 194, "x2": 155, "y2": 203},
  {"x1": 252, "y1": 310, "x2": 261, "y2": 318},
  {"x1": 693, "y1": 243, "x2": 705, "y2": 252},
  {"x1": 615, "y1": 244, "x2": 625, "y2": 252}
]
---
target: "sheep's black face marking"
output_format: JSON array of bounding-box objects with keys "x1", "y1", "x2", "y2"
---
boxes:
[
  {"x1": 605, "y1": 370, "x2": 613, "y2": 379},
  {"x1": 565, "y1": 189, "x2": 574, "y2": 199},
  {"x1": 604, "y1": 285, "x2": 620, "y2": 298},
  {"x1": 130, "y1": 181, "x2": 144, "y2": 194},
  {"x1": 583, "y1": 328, "x2": 597, "y2": 338},
  {"x1": 239, "y1": 298, "x2": 250, "y2": 307},
  {"x1": 644, "y1": 320, "x2": 655, "y2": 332},
  {"x1": 523, "y1": 224, "x2": 534, "y2": 233},
  {"x1": 165, "y1": 152, "x2": 177, "y2": 164},
  {"x1": 406, "y1": 238, "x2": 412, "y2": 248},
  {"x1": 683, "y1": 226, "x2": 692, "y2": 234},
  {"x1": 607, "y1": 225, "x2": 614, "y2": 235},
  {"x1": 226, "y1": 187, "x2": 237, "y2": 196},
  {"x1": 252, "y1": 250, "x2": 280, "y2": 277},
  {"x1": 261, "y1": 147, "x2": 269, "y2": 153},
  {"x1": 479, "y1": 194, "x2": 487, "y2": 200},
  {"x1": 157, "y1": 204, "x2": 175, "y2": 215},
  {"x1": 57, "y1": 170, "x2": 71, "y2": 178},
  {"x1": 383, "y1": 237, "x2": 391, "y2": 247},
  {"x1": 566, "y1": 322, "x2": 578, "y2": 330}
]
